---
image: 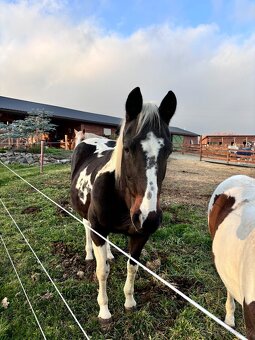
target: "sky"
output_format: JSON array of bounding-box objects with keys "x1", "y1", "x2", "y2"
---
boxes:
[{"x1": 0, "y1": 0, "x2": 254, "y2": 134}]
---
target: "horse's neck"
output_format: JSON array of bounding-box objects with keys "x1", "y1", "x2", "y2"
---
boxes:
[{"x1": 116, "y1": 177, "x2": 132, "y2": 210}]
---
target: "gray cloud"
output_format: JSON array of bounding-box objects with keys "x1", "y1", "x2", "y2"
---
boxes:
[{"x1": 0, "y1": 1, "x2": 254, "y2": 134}]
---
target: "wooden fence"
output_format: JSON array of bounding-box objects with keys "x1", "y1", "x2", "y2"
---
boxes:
[
  {"x1": 173, "y1": 143, "x2": 255, "y2": 165},
  {"x1": 0, "y1": 135, "x2": 72, "y2": 150}
]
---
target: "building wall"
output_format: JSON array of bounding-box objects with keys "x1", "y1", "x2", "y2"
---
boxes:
[
  {"x1": 80, "y1": 122, "x2": 117, "y2": 137},
  {"x1": 183, "y1": 136, "x2": 199, "y2": 145},
  {"x1": 172, "y1": 134, "x2": 199, "y2": 145}
]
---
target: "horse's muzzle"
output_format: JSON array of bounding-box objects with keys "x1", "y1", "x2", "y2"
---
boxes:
[{"x1": 131, "y1": 209, "x2": 162, "y2": 234}]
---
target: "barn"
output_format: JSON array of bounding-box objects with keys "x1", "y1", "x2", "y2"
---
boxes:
[
  {"x1": 0, "y1": 96, "x2": 199, "y2": 149},
  {"x1": 169, "y1": 126, "x2": 200, "y2": 150},
  {"x1": 0, "y1": 96, "x2": 121, "y2": 145},
  {"x1": 202, "y1": 134, "x2": 255, "y2": 148}
]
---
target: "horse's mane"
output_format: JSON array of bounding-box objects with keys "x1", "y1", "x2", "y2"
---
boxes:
[{"x1": 112, "y1": 103, "x2": 161, "y2": 180}]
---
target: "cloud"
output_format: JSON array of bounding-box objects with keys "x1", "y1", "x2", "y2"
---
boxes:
[{"x1": 0, "y1": 0, "x2": 254, "y2": 134}]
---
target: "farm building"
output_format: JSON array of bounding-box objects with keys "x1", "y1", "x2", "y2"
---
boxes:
[
  {"x1": 0, "y1": 96, "x2": 121, "y2": 145},
  {"x1": 0, "y1": 96, "x2": 199, "y2": 148},
  {"x1": 202, "y1": 135, "x2": 255, "y2": 147},
  {"x1": 169, "y1": 126, "x2": 200, "y2": 148}
]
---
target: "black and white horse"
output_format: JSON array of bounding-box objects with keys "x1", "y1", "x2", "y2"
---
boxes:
[{"x1": 71, "y1": 87, "x2": 177, "y2": 323}]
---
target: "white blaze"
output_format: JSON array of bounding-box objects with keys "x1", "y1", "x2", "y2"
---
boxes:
[{"x1": 140, "y1": 132, "x2": 164, "y2": 224}]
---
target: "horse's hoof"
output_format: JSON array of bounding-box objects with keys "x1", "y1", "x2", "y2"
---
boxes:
[
  {"x1": 98, "y1": 317, "x2": 113, "y2": 326},
  {"x1": 125, "y1": 306, "x2": 137, "y2": 313}
]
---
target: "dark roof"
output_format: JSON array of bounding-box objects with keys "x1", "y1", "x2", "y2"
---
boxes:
[
  {"x1": 0, "y1": 96, "x2": 199, "y2": 136},
  {"x1": 169, "y1": 126, "x2": 199, "y2": 137},
  {"x1": 0, "y1": 96, "x2": 121, "y2": 127}
]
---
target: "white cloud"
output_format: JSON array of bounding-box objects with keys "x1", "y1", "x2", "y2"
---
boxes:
[{"x1": 0, "y1": 1, "x2": 254, "y2": 134}]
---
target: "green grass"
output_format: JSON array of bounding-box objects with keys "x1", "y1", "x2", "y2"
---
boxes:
[{"x1": 0, "y1": 164, "x2": 246, "y2": 339}]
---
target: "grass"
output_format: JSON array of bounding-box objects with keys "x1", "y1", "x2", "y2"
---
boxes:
[{"x1": 0, "y1": 163, "x2": 246, "y2": 339}]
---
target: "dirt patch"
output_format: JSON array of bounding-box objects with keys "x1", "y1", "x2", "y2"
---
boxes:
[
  {"x1": 162, "y1": 157, "x2": 255, "y2": 211},
  {"x1": 51, "y1": 241, "x2": 96, "y2": 281},
  {"x1": 21, "y1": 206, "x2": 41, "y2": 214},
  {"x1": 56, "y1": 199, "x2": 73, "y2": 217}
]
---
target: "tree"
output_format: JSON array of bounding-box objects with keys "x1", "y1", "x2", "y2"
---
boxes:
[{"x1": 0, "y1": 109, "x2": 57, "y2": 144}]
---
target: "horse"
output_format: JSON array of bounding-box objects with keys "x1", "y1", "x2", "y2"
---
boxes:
[
  {"x1": 71, "y1": 87, "x2": 177, "y2": 323},
  {"x1": 208, "y1": 175, "x2": 255, "y2": 339},
  {"x1": 72, "y1": 129, "x2": 105, "y2": 149}
]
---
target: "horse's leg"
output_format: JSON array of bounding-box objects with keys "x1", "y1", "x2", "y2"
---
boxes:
[
  {"x1": 124, "y1": 235, "x2": 149, "y2": 311},
  {"x1": 83, "y1": 218, "x2": 93, "y2": 260},
  {"x1": 243, "y1": 300, "x2": 255, "y2": 339},
  {"x1": 92, "y1": 240, "x2": 112, "y2": 322},
  {"x1": 224, "y1": 290, "x2": 235, "y2": 327},
  {"x1": 106, "y1": 237, "x2": 114, "y2": 260}
]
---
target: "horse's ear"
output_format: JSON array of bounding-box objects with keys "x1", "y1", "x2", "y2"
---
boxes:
[
  {"x1": 74, "y1": 129, "x2": 78, "y2": 135},
  {"x1": 82, "y1": 128, "x2": 86, "y2": 134},
  {"x1": 125, "y1": 87, "x2": 143, "y2": 122},
  {"x1": 159, "y1": 91, "x2": 177, "y2": 125}
]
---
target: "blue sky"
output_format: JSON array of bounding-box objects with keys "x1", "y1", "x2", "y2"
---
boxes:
[
  {"x1": 0, "y1": 0, "x2": 254, "y2": 134},
  {"x1": 54, "y1": 0, "x2": 255, "y2": 36}
]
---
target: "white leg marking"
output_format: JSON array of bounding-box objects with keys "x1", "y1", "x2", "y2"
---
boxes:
[
  {"x1": 92, "y1": 242, "x2": 111, "y2": 320},
  {"x1": 124, "y1": 260, "x2": 138, "y2": 309},
  {"x1": 224, "y1": 291, "x2": 235, "y2": 327},
  {"x1": 83, "y1": 219, "x2": 93, "y2": 260},
  {"x1": 106, "y1": 237, "x2": 114, "y2": 260}
]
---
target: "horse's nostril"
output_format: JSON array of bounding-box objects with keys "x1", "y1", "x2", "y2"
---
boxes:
[
  {"x1": 141, "y1": 210, "x2": 162, "y2": 233},
  {"x1": 131, "y1": 211, "x2": 142, "y2": 230}
]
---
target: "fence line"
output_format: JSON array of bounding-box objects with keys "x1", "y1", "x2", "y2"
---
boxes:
[
  {"x1": 0, "y1": 234, "x2": 47, "y2": 340},
  {"x1": 0, "y1": 160, "x2": 247, "y2": 340},
  {"x1": 173, "y1": 143, "x2": 255, "y2": 166},
  {"x1": 0, "y1": 198, "x2": 90, "y2": 340}
]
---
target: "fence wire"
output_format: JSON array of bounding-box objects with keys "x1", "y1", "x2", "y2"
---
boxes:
[
  {"x1": 0, "y1": 235, "x2": 47, "y2": 340},
  {"x1": 0, "y1": 198, "x2": 90, "y2": 340},
  {"x1": 0, "y1": 160, "x2": 247, "y2": 340}
]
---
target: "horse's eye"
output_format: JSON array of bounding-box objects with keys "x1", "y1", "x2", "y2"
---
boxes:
[{"x1": 124, "y1": 147, "x2": 130, "y2": 154}]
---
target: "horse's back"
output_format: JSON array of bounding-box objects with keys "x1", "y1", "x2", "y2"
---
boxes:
[
  {"x1": 208, "y1": 175, "x2": 255, "y2": 304},
  {"x1": 208, "y1": 175, "x2": 255, "y2": 213},
  {"x1": 71, "y1": 138, "x2": 116, "y2": 179}
]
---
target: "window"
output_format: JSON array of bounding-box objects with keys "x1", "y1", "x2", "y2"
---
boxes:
[{"x1": 104, "y1": 128, "x2": 111, "y2": 136}]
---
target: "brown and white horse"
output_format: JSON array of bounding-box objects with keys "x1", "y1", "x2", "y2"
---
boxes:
[
  {"x1": 71, "y1": 87, "x2": 177, "y2": 323},
  {"x1": 208, "y1": 175, "x2": 255, "y2": 339},
  {"x1": 72, "y1": 129, "x2": 105, "y2": 149}
]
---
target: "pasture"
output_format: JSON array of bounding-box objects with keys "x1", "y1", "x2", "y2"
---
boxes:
[{"x1": 0, "y1": 156, "x2": 254, "y2": 339}]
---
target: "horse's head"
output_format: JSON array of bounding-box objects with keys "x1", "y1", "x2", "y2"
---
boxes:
[
  {"x1": 74, "y1": 128, "x2": 86, "y2": 148},
  {"x1": 116, "y1": 87, "x2": 177, "y2": 234}
]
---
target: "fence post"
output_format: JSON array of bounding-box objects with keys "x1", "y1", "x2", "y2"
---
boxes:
[
  {"x1": 40, "y1": 141, "x2": 44, "y2": 174},
  {"x1": 64, "y1": 135, "x2": 68, "y2": 150},
  {"x1": 227, "y1": 149, "x2": 229, "y2": 164},
  {"x1": 199, "y1": 136, "x2": 202, "y2": 161}
]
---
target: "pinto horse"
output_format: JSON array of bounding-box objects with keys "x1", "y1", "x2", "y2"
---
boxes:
[
  {"x1": 71, "y1": 87, "x2": 177, "y2": 323},
  {"x1": 72, "y1": 129, "x2": 105, "y2": 149},
  {"x1": 208, "y1": 175, "x2": 255, "y2": 339}
]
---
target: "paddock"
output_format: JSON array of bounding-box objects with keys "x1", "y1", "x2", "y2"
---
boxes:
[{"x1": 0, "y1": 156, "x2": 254, "y2": 339}]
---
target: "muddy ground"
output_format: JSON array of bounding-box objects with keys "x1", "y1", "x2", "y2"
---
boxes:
[{"x1": 162, "y1": 154, "x2": 255, "y2": 211}]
